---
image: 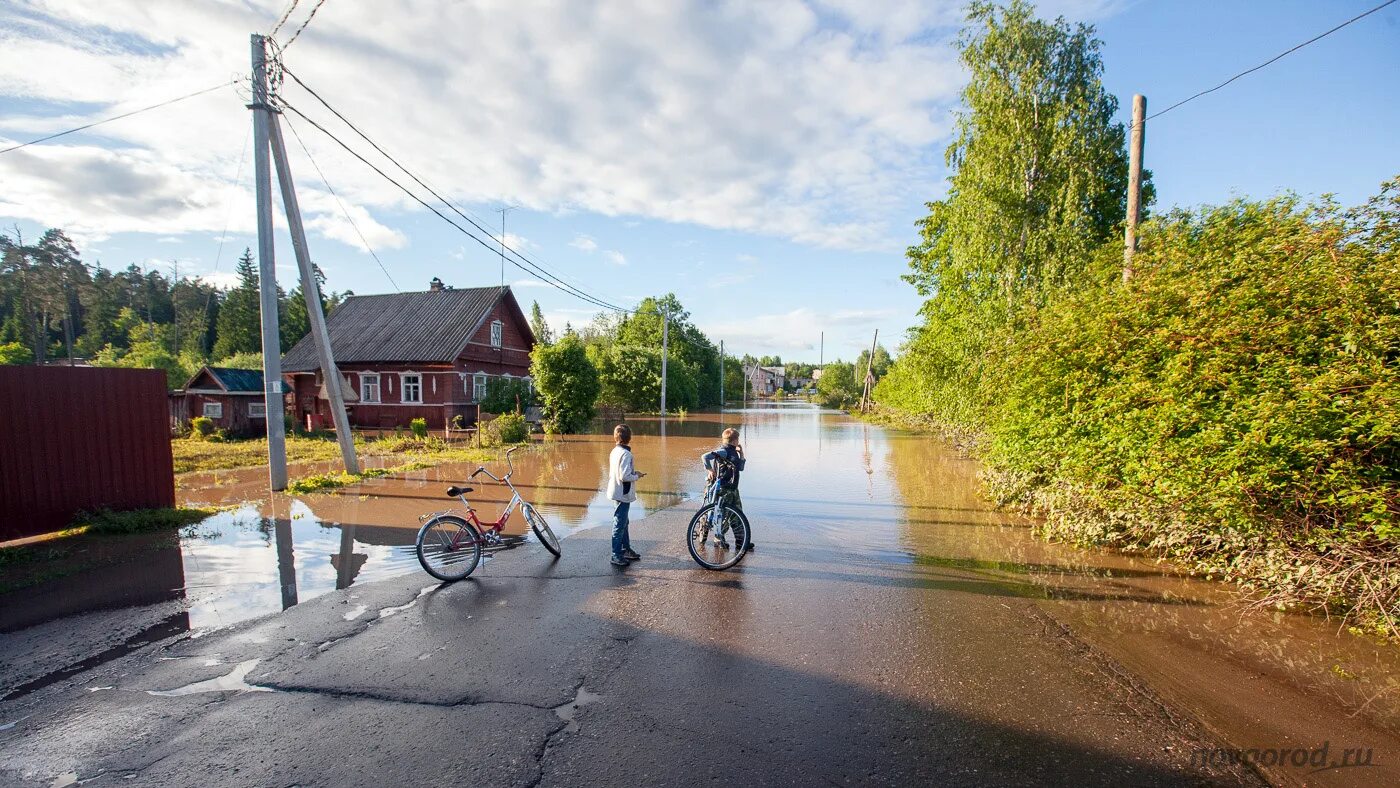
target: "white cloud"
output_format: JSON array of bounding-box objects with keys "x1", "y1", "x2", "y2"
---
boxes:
[
  {"x1": 198, "y1": 270, "x2": 241, "y2": 290},
  {"x1": 603, "y1": 250, "x2": 626, "y2": 266},
  {"x1": 511, "y1": 277, "x2": 552, "y2": 289},
  {"x1": 701, "y1": 306, "x2": 893, "y2": 356},
  {"x1": 0, "y1": 0, "x2": 1129, "y2": 252},
  {"x1": 569, "y1": 234, "x2": 598, "y2": 252}
]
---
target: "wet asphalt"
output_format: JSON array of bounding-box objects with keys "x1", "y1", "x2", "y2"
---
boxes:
[{"x1": 0, "y1": 502, "x2": 1261, "y2": 787}]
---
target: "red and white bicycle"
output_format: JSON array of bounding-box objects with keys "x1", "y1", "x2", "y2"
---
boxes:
[{"x1": 415, "y1": 446, "x2": 562, "y2": 581}]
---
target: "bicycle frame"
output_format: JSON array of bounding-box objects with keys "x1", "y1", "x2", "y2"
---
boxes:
[{"x1": 421, "y1": 446, "x2": 529, "y2": 547}]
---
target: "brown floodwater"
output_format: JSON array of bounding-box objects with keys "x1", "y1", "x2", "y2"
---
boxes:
[{"x1": 8, "y1": 402, "x2": 1399, "y2": 776}]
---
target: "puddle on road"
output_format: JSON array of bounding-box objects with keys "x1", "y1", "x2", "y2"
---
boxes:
[
  {"x1": 146, "y1": 658, "x2": 272, "y2": 697},
  {"x1": 554, "y1": 686, "x2": 602, "y2": 734}
]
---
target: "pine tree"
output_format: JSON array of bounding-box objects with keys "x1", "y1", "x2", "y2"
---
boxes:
[{"x1": 213, "y1": 249, "x2": 263, "y2": 360}]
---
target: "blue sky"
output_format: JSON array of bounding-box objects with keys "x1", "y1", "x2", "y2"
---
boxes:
[{"x1": 1, "y1": 0, "x2": 1397, "y2": 360}]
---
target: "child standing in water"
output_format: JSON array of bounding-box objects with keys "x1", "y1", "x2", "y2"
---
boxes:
[
  {"x1": 702, "y1": 427, "x2": 753, "y2": 551},
  {"x1": 606, "y1": 424, "x2": 645, "y2": 567}
]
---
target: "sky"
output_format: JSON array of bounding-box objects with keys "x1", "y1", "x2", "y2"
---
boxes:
[{"x1": 1, "y1": 0, "x2": 1397, "y2": 361}]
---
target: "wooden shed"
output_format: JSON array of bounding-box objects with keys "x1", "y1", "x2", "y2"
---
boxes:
[{"x1": 182, "y1": 366, "x2": 269, "y2": 437}]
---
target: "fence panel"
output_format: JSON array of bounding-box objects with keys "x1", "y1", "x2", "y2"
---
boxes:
[{"x1": 0, "y1": 366, "x2": 175, "y2": 541}]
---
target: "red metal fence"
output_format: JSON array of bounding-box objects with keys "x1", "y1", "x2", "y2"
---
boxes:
[{"x1": 0, "y1": 366, "x2": 175, "y2": 541}]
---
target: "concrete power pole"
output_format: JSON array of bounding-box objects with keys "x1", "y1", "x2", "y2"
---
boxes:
[
  {"x1": 660, "y1": 308, "x2": 669, "y2": 416},
  {"x1": 861, "y1": 328, "x2": 879, "y2": 412},
  {"x1": 267, "y1": 114, "x2": 360, "y2": 474},
  {"x1": 250, "y1": 33, "x2": 288, "y2": 491},
  {"x1": 718, "y1": 339, "x2": 724, "y2": 413},
  {"x1": 1123, "y1": 94, "x2": 1146, "y2": 283}
]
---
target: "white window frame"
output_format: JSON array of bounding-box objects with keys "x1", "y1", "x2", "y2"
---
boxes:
[
  {"x1": 202, "y1": 402, "x2": 223, "y2": 419},
  {"x1": 473, "y1": 373, "x2": 488, "y2": 402},
  {"x1": 401, "y1": 373, "x2": 423, "y2": 404},
  {"x1": 249, "y1": 402, "x2": 267, "y2": 419},
  {"x1": 361, "y1": 373, "x2": 381, "y2": 403},
  {"x1": 490, "y1": 320, "x2": 504, "y2": 348}
]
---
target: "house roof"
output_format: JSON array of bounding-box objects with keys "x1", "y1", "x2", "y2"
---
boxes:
[
  {"x1": 185, "y1": 366, "x2": 264, "y2": 392},
  {"x1": 280, "y1": 286, "x2": 524, "y2": 372}
]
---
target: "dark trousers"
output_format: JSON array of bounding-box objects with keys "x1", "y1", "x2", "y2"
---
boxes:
[{"x1": 612, "y1": 500, "x2": 632, "y2": 557}]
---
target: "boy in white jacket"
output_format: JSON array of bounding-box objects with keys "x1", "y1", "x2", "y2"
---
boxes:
[{"x1": 606, "y1": 424, "x2": 645, "y2": 566}]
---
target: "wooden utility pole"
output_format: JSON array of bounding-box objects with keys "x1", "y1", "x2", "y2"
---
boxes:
[
  {"x1": 860, "y1": 329, "x2": 879, "y2": 412},
  {"x1": 250, "y1": 33, "x2": 288, "y2": 491},
  {"x1": 267, "y1": 113, "x2": 360, "y2": 474},
  {"x1": 1123, "y1": 94, "x2": 1146, "y2": 283}
]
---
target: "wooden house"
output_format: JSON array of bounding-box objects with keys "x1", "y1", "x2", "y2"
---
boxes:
[
  {"x1": 280, "y1": 282, "x2": 535, "y2": 431},
  {"x1": 181, "y1": 366, "x2": 268, "y2": 437}
]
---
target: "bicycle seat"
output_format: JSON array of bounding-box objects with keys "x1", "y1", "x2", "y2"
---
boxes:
[{"x1": 446, "y1": 486, "x2": 473, "y2": 497}]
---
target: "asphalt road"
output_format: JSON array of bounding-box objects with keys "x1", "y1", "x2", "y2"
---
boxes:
[{"x1": 0, "y1": 503, "x2": 1260, "y2": 787}]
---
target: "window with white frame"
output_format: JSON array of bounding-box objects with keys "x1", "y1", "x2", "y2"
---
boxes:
[
  {"x1": 402, "y1": 373, "x2": 422, "y2": 403},
  {"x1": 361, "y1": 373, "x2": 381, "y2": 403},
  {"x1": 473, "y1": 373, "x2": 487, "y2": 402},
  {"x1": 490, "y1": 320, "x2": 503, "y2": 348},
  {"x1": 202, "y1": 401, "x2": 223, "y2": 418},
  {"x1": 249, "y1": 402, "x2": 267, "y2": 419}
]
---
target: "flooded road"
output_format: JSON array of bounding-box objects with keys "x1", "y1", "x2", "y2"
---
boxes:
[{"x1": 4, "y1": 402, "x2": 1399, "y2": 784}]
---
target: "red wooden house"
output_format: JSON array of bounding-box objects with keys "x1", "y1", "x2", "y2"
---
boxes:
[
  {"x1": 181, "y1": 366, "x2": 269, "y2": 437},
  {"x1": 280, "y1": 282, "x2": 535, "y2": 431}
]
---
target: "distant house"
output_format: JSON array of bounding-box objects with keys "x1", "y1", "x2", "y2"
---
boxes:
[
  {"x1": 280, "y1": 282, "x2": 535, "y2": 431},
  {"x1": 180, "y1": 366, "x2": 268, "y2": 437},
  {"x1": 746, "y1": 365, "x2": 786, "y2": 396}
]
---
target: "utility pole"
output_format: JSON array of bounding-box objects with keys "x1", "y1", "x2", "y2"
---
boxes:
[
  {"x1": 250, "y1": 33, "x2": 288, "y2": 491},
  {"x1": 495, "y1": 205, "x2": 517, "y2": 288},
  {"x1": 718, "y1": 339, "x2": 724, "y2": 413},
  {"x1": 660, "y1": 307, "x2": 669, "y2": 416},
  {"x1": 861, "y1": 328, "x2": 879, "y2": 412},
  {"x1": 267, "y1": 111, "x2": 360, "y2": 474},
  {"x1": 1123, "y1": 94, "x2": 1146, "y2": 283}
]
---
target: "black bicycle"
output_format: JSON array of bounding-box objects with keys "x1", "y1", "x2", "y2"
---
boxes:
[{"x1": 685, "y1": 461, "x2": 750, "y2": 570}]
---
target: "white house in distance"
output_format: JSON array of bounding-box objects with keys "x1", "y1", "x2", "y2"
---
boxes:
[{"x1": 747, "y1": 365, "x2": 786, "y2": 396}]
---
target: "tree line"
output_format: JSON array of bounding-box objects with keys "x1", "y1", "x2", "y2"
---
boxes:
[
  {"x1": 875, "y1": 1, "x2": 1399, "y2": 636},
  {"x1": 0, "y1": 229, "x2": 341, "y2": 387}
]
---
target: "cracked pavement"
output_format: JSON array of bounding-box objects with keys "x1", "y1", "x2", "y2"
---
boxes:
[{"x1": 1, "y1": 504, "x2": 1264, "y2": 786}]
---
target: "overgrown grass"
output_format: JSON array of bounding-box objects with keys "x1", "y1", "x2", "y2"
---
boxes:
[
  {"x1": 285, "y1": 461, "x2": 433, "y2": 495},
  {"x1": 72, "y1": 507, "x2": 215, "y2": 534},
  {"x1": 172, "y1": 433, "x2": 497, "y2": 474}
]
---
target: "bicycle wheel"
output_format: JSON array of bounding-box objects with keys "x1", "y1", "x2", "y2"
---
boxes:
[
  {"x1": 523, "y1": 504, "x2": 562, "y2": 558},
  {"x1": 416, "y1": 515, "x2": 482, "y2": 581},
  {"x1": 686, "y1": 503, "x2": 750, "y2": 570}
]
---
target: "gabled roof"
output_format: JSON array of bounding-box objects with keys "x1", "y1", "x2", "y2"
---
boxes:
[
  {"x1": 280, "y1": 286, "x2": 526, "y2": 372},
  {"x1": 185, "y1": 366, "x2": 264, "y2": 392}
]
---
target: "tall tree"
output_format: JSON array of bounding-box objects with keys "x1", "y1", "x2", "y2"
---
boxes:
[
  {"x1": 887, "y1": 0, "x2": 1145, "y2": 423},
  {"x1": 528, "y1": 300, "x2": 553, "y2": 346},
  {"x1": 213, "y1": 249, "x2": 263, "y2": 360}
]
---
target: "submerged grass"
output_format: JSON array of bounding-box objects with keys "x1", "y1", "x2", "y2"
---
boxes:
[{"x1": 173, "y1": 433, "x2": 499, "y2": 474}]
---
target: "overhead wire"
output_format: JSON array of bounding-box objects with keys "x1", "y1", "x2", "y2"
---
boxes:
[
  {"x1": 282, "y1": 113, "x2": 400, "y2": 291},
  {"x1": 0, "y1": 81, "x2": 238, "y2": 155},
  {"x1": 269, "y1": 0, "x2": 300, "y2": 38},
  {"x1": 198, "y1": 123, "x2": 254, "y2": 347},
  {"x1": 1145, "y1": 0, "x2": 1397, "y2": 122},
  {"x1": 278, "y1": 98, "x2": 628, "y2": 313},
  {"x1": 276, "y1": 66, "x2": 632, "y2": 312},
  {"x1": 280, "y1": 0, "x2": 329, "y2": 51}
]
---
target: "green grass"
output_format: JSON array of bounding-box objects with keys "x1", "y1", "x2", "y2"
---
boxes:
[
  {"x1": 285, "y1": 461, "x2": 433, "y2": 495},
  {"x1": 72, "y1": 507, "x2": 215, "y2": 535},
  {"x1": 173, "y1": 433, "x2": 498, "y2": 474}
]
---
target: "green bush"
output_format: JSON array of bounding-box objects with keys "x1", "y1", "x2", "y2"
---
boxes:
[
  {"x1": 410, "y1": 417, "x2": 428, "y2": 439},
  {"x1": 483, "y1": 412, "x2": 530, "y2": 446},
  {"x1": 479, "y1": 377, "x2": 535, "y2": 414},
  {"x1": 530, "y1": 334, "x2": 600, "y2": 434},
  {"x1": 190, "y1": 416, "x2": 215, "y2": 439}
]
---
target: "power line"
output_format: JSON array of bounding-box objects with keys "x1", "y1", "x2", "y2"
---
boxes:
[
  {"x1": 282, "y1": 113, "x2": 400, "y2": 291},
  {"x1": 199, "y1": 123, "x2": 254, "y2": 350},
  {"x1": 281, "y1": 0, "x2": 329, "y2": 50},
  {"x1": 1147, "y1": 0, "x2": 1398, "y2": 121},
  {"x1": 276, "y1": 67, "x2": 631, "y2": 312},
  {"x1": 277, "y1": 66, "x2": 628, "y2": 311},
  {"x1": 269, "y1": 0, "x2": 300, "y2": 37},
  {"x1": 0, "y1": 81, "x2": 238, "y2": 156},
  {"x1": 279, "y1": 99, "x2": 628, "y2": 313}
]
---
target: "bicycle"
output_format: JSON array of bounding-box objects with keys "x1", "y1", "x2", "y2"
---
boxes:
[
  {"x1": 685, "y1": 459, "x2": 750, "y2": 570},
  {"x1": 415, "y1": 446, "x2": 562, "y2": 581}
]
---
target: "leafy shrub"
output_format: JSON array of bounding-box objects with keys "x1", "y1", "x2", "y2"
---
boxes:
[
  {"x1": 410, "y1": 417, "x2": 428, "y2": 439},
  {"x1": 190, "y1": 416, "x2": 216, "y2": 439},
  {"x1": 479, "y1": 377, "x2": 535, "y2": 414},
  {"x1": 483, "y1": 412, "x2": 530, "y2": 446},
  {"x1": 531, "y1": 334, "x2": 600, "y2": 433}
]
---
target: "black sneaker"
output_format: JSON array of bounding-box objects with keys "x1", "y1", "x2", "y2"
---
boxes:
[
  {"x1": 610, "y1": 555, "x2": 630, "y2": 567},
  {"x1": 745, "y1": 542, "x2": 755, "y2": 552},
  {"x1": 622, "y1": 549, "x2": 641, "y2": 560}
]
